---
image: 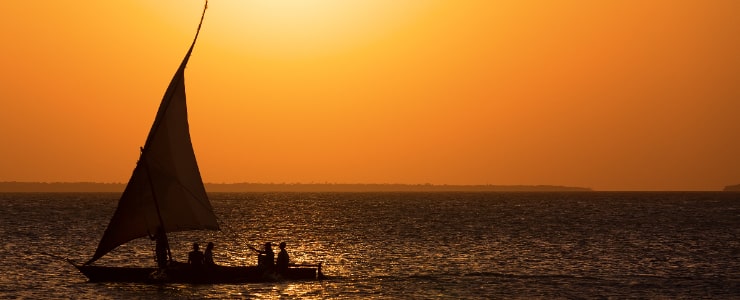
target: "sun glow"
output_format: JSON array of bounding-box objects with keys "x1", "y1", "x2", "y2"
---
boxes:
[{"x1": 142, "y1": 0, "x2": 438, "y2": 57}]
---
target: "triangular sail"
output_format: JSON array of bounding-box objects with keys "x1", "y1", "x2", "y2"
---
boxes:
[{"x1": 87, "y1": 1, "x2": 217, "y2": 265}]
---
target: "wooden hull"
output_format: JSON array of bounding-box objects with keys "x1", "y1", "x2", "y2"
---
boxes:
[{"x1": 74, "y1": 262, "x2": 324, "y2": 284}]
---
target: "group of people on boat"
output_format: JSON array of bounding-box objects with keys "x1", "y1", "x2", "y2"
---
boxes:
[
  {"x1": 152, "y1": 228, "x2": 291, "y2": 275},
  {"x1": 248, "y1": 242, "x2": 290, "y2": 275},
  {"x1": 186, "y1": 242, "x2": 215, "y2": 269},
  {"x1": 186, "y1": 241, "x2": 290, "y2": 274}
]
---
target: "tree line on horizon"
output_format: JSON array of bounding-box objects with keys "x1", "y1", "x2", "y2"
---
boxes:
[{"x1": 0, "y1": 181, "x2": 594, "y2": 192}]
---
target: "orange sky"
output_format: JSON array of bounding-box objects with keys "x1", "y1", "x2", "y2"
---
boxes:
[{"x1": 1, "y1": 1, "x2": 739, "y2": 191}]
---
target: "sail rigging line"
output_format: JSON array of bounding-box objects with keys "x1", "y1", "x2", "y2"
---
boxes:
[
  {"x1": 41, "y1": 251, "x2": 84, "y2": 270},
  {"x1": 144, "y1": 155, "x2": 220, "y2": 221},
  {"x1": 214, "y1": 214, "x2": 243, "y2": 246}
]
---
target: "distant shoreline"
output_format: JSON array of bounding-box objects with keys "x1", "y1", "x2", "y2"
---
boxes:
[
  {"x1": 0, "y1": 181, "x2": 592, "y2": 193},
  {"x1": 724, "y1": 184, "x2": 740, "y2": 191}
]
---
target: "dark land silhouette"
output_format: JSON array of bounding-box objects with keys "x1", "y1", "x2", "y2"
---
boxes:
[
  {"x1": 0, "y1": 181, "x2": 592, "y2": 193},
  {"x1": 0, "y1": 182, "x2": 124, "y2": 192},
  {"x1": 724, "y1": 184, "x2": 740, "y2": 191}
]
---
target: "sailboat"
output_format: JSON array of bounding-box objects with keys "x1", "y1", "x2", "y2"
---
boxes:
[{"x1": 71, "y1": 2, "x2": 323, "y2": 283}]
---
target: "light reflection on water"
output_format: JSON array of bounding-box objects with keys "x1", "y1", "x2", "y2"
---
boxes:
[{"x1": 1, "y1": 192, "x2": 739, "y2": 298}]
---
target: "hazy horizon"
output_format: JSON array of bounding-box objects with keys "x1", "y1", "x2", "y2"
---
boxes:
[
  {"x1": 2, "y1": 1, "x2": 739, "y2": 191},
  {"x1": 1, "y1": 181, "x2": 738, "y2": 192}
]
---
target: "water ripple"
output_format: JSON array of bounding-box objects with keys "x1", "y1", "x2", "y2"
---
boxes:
[{"x1": 1, "y1": 192, "x2": 739, "y2": 298}]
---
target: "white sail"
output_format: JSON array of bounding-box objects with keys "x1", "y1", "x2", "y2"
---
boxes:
[{"x1": 87, "y1": 3, "x2": 217, "y2": 264}]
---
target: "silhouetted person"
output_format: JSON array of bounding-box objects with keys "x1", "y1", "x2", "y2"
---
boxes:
[
  {"x1": 188, "y1": 242, "x2": 204, "y2": 269},
  {"x1": 151, "y1": 227, "x2": 169, "y2": 269},
  {"x1": 204, "y1": 242, "x2": 215, "y2": 267},
  {"x1": 276, "y1": 242, "x2": 290, "y2": 276},
  {"x1": 249, "y1": 242, "x2": 274, "y2": 271}
]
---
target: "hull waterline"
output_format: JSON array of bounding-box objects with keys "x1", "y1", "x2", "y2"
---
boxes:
[{"x1": 73, "y1": 262, "x2": 324, "y2": 284}]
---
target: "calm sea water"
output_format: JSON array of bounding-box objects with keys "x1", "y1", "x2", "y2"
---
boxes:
[{"x1": 1, "y1": 192, "x2": 739, "y2": 299}]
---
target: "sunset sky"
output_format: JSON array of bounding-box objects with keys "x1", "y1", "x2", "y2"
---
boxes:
[{"x1": 1, "y1": 1, "x2": 738, "y2": 191}]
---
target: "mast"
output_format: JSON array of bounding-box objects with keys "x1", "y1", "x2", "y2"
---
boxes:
[{"x1": 141, "y1": 147, "x2": 172, "y2": 263}]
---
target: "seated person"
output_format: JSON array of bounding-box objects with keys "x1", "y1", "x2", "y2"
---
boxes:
[
  {"x1": 188, "y1": 242, "x2": 204, "y2": 269},
  {"x1": 204, "y1": 242, "x2": 216, "y2": 267},
  {"x1": 276, "y1": 242, "x2": 290, "y2": 275},
  {"x1": 249, "y1": 242, "x2": 274, "y2": 270}
]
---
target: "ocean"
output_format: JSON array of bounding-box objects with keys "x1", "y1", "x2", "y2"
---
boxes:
[{"x1": 1, "y1": 192, "x2": 738, "y2": 299}]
